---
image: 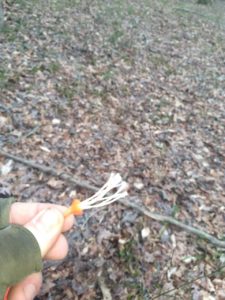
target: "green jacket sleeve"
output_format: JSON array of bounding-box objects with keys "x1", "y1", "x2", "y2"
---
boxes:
[{"x1": 0, "y1": 198, "x2": 42, "y2": 300}]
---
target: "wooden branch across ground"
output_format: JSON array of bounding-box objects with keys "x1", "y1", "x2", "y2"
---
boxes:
[
  {"x1": 121, "y1": 199, "x2": 225, "y2": 248},
  {"x1": 0, "y1": 150, "x2": 97, "y2": 191},
  {"x1": 1, "y1": 149, "x2": 225, "y2": 249}
]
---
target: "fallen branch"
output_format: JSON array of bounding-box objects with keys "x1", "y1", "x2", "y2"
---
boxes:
[
  {"x1": 121, "y1": 199, "x2": 225, "y2": 248},
  {"x1": 1, "y1": 149, "x2": 225, "y2": 248},
  {"x1": 0, "y1": 149, "x2": 97, "y2": 191}
]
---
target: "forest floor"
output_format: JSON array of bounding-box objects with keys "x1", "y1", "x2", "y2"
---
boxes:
[{"x1": 0, "y1": 0, "x2": 225, "y2": 299}]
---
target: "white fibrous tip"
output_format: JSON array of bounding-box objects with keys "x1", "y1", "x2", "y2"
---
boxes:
[
  {"x1": 117, "y1": 181, "x2": 129, "y2": 193},
  {"x1": 80, "y1": 173, "x2": 128, "y2": 210},
  {"x1": 108, "y1": 173, "x2": 123, "y2": 186}
]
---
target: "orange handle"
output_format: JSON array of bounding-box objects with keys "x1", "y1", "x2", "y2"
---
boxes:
[{"x1": 63, "y1": 199, "x2": 83, "y2": 217}]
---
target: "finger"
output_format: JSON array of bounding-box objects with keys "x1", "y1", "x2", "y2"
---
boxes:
[
  {"x1": 44, "y1": 234, "x2": 69, "y2": 260},
  {"x1": 8, "y1": 272, "x2": 42, "y2": 300},
  {"x1": 25, "y1": 207, "x2": 64, "y2": 257},
  {"x1": 10, "y1": 202, "x2": 74, "y2": 232}
]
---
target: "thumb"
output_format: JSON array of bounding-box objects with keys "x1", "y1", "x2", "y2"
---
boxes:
[{"x1": 25, "y1": 207, "x2": 64, "y2": 257}]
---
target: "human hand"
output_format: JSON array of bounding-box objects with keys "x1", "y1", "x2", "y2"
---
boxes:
[{"x1": 7, "y1": 202, "x2": 74, "y2": 300}]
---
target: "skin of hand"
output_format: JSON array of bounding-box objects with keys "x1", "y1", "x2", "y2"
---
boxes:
[{"x1": 7, "y1": 202, "x2": 74, "y2": 300}]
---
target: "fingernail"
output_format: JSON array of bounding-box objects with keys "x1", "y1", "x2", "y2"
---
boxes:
[
  {"x1": 24, "y1": 283, "x2": 36, "y2": 299},
  {"x1": 37, "y1": 208, "x2": 63, "y2": 233}
]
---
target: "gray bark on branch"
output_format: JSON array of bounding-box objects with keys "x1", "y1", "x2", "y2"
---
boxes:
[
  {"x1": 1, "y1": 149, "x2": 225, "y2": 248},
  {"x1": 0, "y1": 150, "x2": 97, "y2": 191}
]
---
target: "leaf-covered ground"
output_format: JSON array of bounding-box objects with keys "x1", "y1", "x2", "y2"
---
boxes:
[{"x1": 0, "y1": 0, "x2": 225, "y2": 299}]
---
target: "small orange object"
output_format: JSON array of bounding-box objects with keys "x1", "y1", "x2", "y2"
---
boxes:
[{"x1": 64, "y1": 199, "x2": 83, "y2": 217}]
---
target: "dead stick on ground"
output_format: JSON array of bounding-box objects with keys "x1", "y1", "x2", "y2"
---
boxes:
[
  {"x1": 1, "y1": 149, "x2": 225, "y2": 249},
  {"x1": 0, "y1": 150, "x2": 97, "y2": 191},
  {"x1": 121, "y1": 199, "x2": 225, "y2": 249}
]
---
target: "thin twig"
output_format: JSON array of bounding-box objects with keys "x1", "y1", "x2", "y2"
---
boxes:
[
  {"x1": 1, "y1": 150, "x2": 225, "y2": 248},
  {"x1": 22, "y1": 126, "x2": 41, "y2": 139},
  {"x1": 0, "y1": 150, "x2": 97, "y2": 191},
  {"x1": 121, "y1": 199, "x2": 225, "y2": 249},
  {"x1": 10, "y1": 126, "x2": 41, "y2": 145}
]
